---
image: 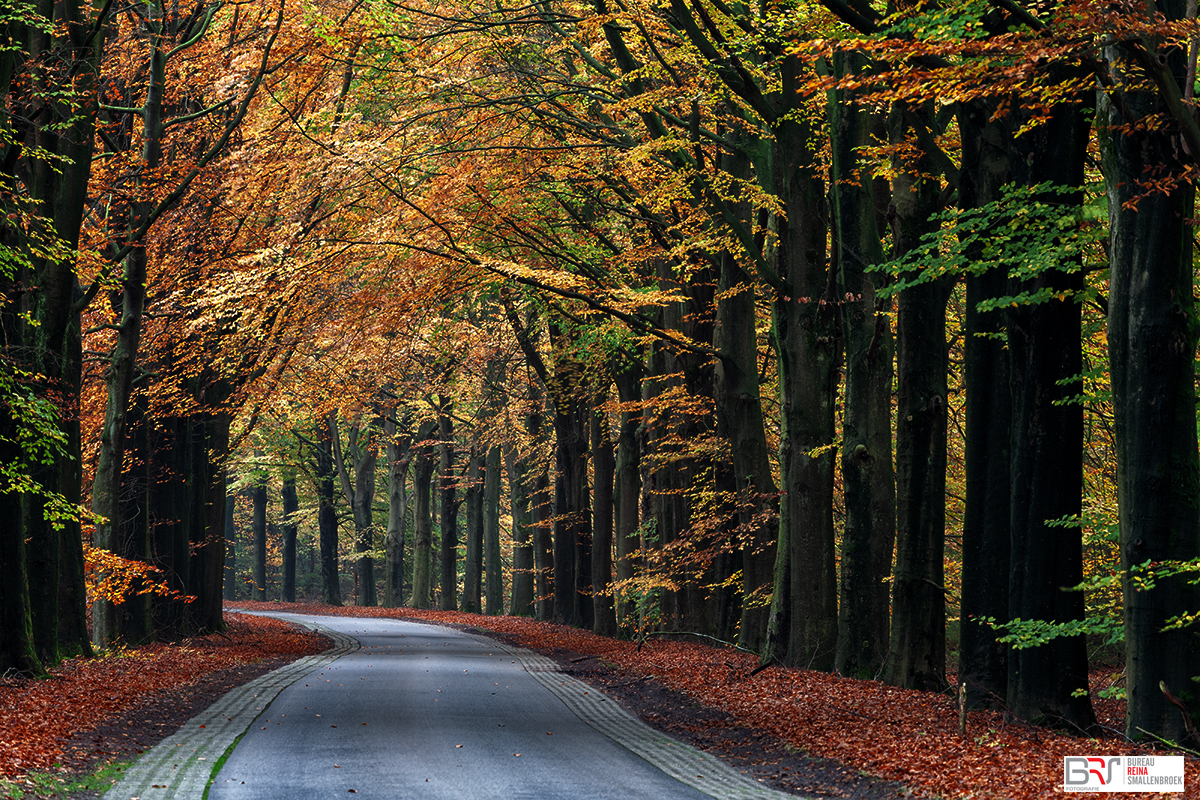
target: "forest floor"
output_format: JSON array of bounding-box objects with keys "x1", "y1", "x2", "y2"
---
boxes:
[{"x1": 1, "y1": 602, "x2": 1196, "y2": 800}]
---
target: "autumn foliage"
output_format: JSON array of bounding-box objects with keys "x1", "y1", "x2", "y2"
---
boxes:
[{"x1": 0, "y1": 613, "x2": 325, "y2": 781}]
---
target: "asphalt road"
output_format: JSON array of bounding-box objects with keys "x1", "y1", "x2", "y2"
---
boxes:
[{"x1": 206, "y1": 613, "x2": 733, "y2": 800}]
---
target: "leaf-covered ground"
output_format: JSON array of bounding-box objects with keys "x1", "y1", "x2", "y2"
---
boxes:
[
  {"x1": 0, "y1": 613, "x2": 326, "y2": 787},
  {"x1": 3, "y1": 602, "x2": 1196, "y2": 799},
  {"x1": 232, "y1": 601, "x2": 1199, "y2": 799}
]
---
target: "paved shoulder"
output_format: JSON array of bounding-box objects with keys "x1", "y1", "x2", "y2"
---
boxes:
[{"x1": 103, "y1": 618, "x2": 358, "y2": 800}]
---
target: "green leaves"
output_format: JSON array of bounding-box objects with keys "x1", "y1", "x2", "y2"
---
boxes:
[{"x1": 873, "y1": 182, "x2": 1102, "y2": 315}]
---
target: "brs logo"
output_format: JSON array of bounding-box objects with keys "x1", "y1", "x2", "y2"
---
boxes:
[{"x1": 1065, "y1": 757, "x2": 1122, "y2": 788}]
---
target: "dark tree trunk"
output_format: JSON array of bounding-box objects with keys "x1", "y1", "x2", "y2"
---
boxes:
[
  {"x1": 1004, "y1": 86, "x2": 1096, "y2": 731},
  {"x1": 591, "y1": 403, "x2": 617, "y2": 636},
  {"x1": 886, "y1": 103, "x2": 951, "y2": 692},
  {"x1": 150, "y1": 416, "x2": 191, "y2": 639},
  {"x1": 252, "y1": 460, "x2": 268, "y2": 602},
  {"x1": 613, "y1": 364, "x2": 642, "y2": 631},
  {"x1": 0, "y1": 414, "x2": 41, "y2": 674},
  {"x1": 5, "y1": 0, "x2": 103, "y2": 668},
  {"x1": 484, "y1": 446, "x2": 503, "y2": 616},
  {"x1": 506, "y1": 444, "x2": 535, "y2": 617},
  {"x1": 113, "y1": 394, "x2": 152, "y2": 645},
  {"x1": 549, "y1": 321, "x2": 590, "y2": 626},
  {"x1": 411, "y1": 424, "x2": 437, "y2": 609},
  {"x1": 281, "y1": 475, "x2": 299, "y2": 603},
  {"x1": 714, "y1": 147, "x2": 778, "y2": 653},
  {"x1": 186, "y1": 412, "x2": 230, "y2": 635},
  {"x1": 957, "y1": 100, "x2": 1012, "y2": 708},
  {"x1": 766, "y1": 66, "x2": 838, "y2": 669},
  {"x1": 331, "y1": 417, "x2": 378, "y2": 607},
  {"x1": 314, "y1": 422, "x2": 342, "y2": 606},
  {"x1": 224, "y1": 476, "x2": 237, "y2": 601},
  {"x1": 383, "y1": 416, "x2": 412, "y2": 609},
  {"x1": 830, "y1": 52, "x2": 894, "y2": 678},
  {"x1": 463, "y1": 447, "x2": 483, "y2": 614},
  {"x1": 532, "y1": 469, "x2": 554, "y2": 621},
  {"x1": 1100, "y1": 44, "x2": 1199, "y2": 741},
  {"x1": 439, "y1": 402, "x2": 458, "y2": 611}
]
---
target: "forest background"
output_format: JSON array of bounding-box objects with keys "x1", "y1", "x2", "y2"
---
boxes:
[{"x1": 2, "y1": 0, "x2": 1200, "y2": 754}]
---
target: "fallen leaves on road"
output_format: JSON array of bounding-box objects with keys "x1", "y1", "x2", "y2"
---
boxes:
[
  {"x1": 0, "y1": 613, "x2": 325, "y2": 780},
  {"x1": 231, "y1": 601, "x2": 1199, "y2": 799}
]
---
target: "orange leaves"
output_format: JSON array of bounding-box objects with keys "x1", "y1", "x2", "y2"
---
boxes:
[
  {"x1": 82, "y1": 542, "x2": 194, "y2": 605},
  {"x1": 0, "y1": 613, "x2": 324, "y2": 780}
]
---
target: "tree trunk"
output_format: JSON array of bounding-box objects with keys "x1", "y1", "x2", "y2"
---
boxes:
[
  {"x1": 957, "y1": 99, "x2": 1012, "y2": 708},
  {"x1": 484, "y1": 446, "x2": 503, "y2": 615},
  {"x1": 252, "y1": 459, "x2": 268, "y2": 602},
  {"x1": 224, "y1": 476, "x2": 237, "y2": 601},
  {"x1": 314, "y1": 422, "x2": 342, "y2": 606},
  {"x1": 533, "y1": 469, "x2": 554, "y2": 621},
  {"x1": 113, "y1": 395, "x2": 151, "y2": 645},
  {"x1": 1100, "y1": 46, "x2": 1200, "y2": 741},
  {"x1": 383, "y1": 415, "x2": 412, "y2": 608},
  {"x1": 187, "y1": 412, "x2": 230, "y2": 634},
  {"x1": 830, "y1": 52, "x2": 894, "y2": 679},
  {"x1": 613, "y1": 364, "x2": 642, "y2": 632},
  {"x1": 766, "y1": 68, "x2": 838, "y2": 669},
  {"x1": 411, "y1": 424, "x2": 437, "y2": 609},
  {"x1": 886, "y1": 103, "x2": 950, "y2": 692},
  {"x1": 591, "y1": 403, "x2": 617, "y2": 636},
  {"x1": 506, "y1": 444, "x2": 535, "y2": 617},
  {"x1": 281, "y1": 474, "x2": 299, "y2": 603},
  {"x1": 549, "y1": 321, "x2": 590, "y2": 626},
  {"x1": 9, "y1": 0, "x2": 103, "y2": 667},
  {"x1": 89, "y1": 20, "x2": 163, "y2": 648},
  {"x1": 714, "y1": 144, "x2": 778, "y2": 652},
  {"x1": 150, "y1": 416, "x2": 191, "y2": 639},
  {"x1": 439, "y1": 401, "x2": 458, "y2": 611},
  {"x1": 0, "y1": 409, "x2": 41, "y2": 673},
  {"x1": 1005, "y1": 90, "x2": 1096, "y2": 730},
  {"x1": 463, "y1": 447, "x2": 484, "y2": 614}
]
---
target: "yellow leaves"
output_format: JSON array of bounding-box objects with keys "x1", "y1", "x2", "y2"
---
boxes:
[{"x1": 82, "y1": 543, "x2": 195, "y2": 606}]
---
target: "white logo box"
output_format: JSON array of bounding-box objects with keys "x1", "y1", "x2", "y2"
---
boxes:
[{"x1": 1063, "y1": 756, "x2": 1185, "y2": 792}]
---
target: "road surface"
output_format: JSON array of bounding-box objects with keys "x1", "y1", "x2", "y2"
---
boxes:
[{"x1": 105, "y1": 611, "x2": 790, "y2": 800}]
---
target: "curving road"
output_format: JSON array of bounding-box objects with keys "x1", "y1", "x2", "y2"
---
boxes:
[{"x1": 104, "y1": 612, "x2": 790, "y2": 800}]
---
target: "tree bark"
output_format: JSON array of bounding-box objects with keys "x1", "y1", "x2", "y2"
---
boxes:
[
  {"x1": 383, "y1": 415, "x2": 412, "y2": 608},
  {"x1": 484, "y1": 446, "x2": 503, "y2": 615},
  {"x1": 766, "y1": 64, "x2": 838, "y2": 669},
  {"x1": 224, "y1": 476, "x2": 237, "y2": 601},
  {"x1": 1005, "y1": 89, "x2": 1096, "y2": 730},
  {"x1": 331, "y1": 416, "x2": 379, "y2": 607},
  {"x1": 463, "y1": 447, "x2": 484, "y2": 614},
  {"x1": 252, "y1": 457, "x2": 268, "y2": 602},
  {"x1": 506, "y1": 443, "x2": 535, "y2": 616},
  {"x1": 591, "y1": 403, "x2": 617, "y2": 636},
  {"x1": 1101, "y1": 39, "x2": 1200, "y2": 740},
  {"x1": 886, "y1": 103, "x2": 950, "y2": 692},
  {"x1": 613, "y1": 363, "x2": 642, "y2": 632},
  {"x1": 957, "y1": 99, "x2": 1012, "y2": 708},
  {"x1": 829, "y1": 53, "x2": 894, "y2": 678},
  {"x1": 714, "y1": 146, "x2": 778, "y2": 654},
  {"x1": 281, "y1": 474, "x2": 299, "y2": 603},
  {"x1": 438, "y1": 400, "x2": 458, "y2": 611},
  {"x1": 410, "y1": 422, "x2": 437, "y2": 609},
  {"x1": 314, "y1": 422, "x2": 342, "y2": 606},
  {"x1": 549, "y1": 321, "x2": 591, "y2": 627},
  {"x1": 533, "y1": 469, "x2": 554, "y2": 621}
]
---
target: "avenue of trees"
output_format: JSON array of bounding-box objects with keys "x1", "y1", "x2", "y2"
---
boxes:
[{"x1": 2, "y1": 0, "x2": 1200, "y2": 747}]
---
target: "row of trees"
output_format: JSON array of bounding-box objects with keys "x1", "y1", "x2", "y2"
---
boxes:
[{"x1": 2, "y1": 0, "x2": 1199, "y2": 746}]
